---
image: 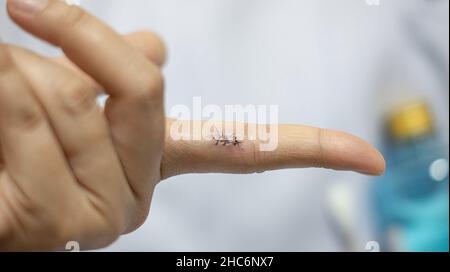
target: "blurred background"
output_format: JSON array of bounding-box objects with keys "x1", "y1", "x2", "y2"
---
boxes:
[{"x1": 1, "y1": 0, "x2": 448, "y2": 251}]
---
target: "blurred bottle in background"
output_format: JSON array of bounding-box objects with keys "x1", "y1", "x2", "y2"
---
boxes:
[
  {"x1": 374, "y1": 100, "x2": 449, "y2": 252},
  {"x1": 371, "y1": 0, "x2": 449, "y2": 252}
]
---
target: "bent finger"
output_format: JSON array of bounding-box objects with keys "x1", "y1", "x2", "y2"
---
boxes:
[
  {"x1": 8, "y1": 0, "x2": 165, "y2": 200},
  {"x1": 51, "y1": 31, "x2": 167, "y2": 91},
  {"x1": 0, "y1": 45, "x2": 79, "y2": 208},
  {"x1": 8, "y1": 46, "x2": 132, "y2": 225}
]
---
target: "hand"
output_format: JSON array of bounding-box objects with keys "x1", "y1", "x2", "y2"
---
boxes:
[
  {"x1": 0, "y1": 0, "x2": 385, "y2": 251},
  {"x1": 1, "y1": 0, "x2": 166, "y2": 250}
]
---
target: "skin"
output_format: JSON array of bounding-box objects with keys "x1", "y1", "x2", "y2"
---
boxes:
[{"x1": 0, "y1": 0, "x2": 385, "y2": 251}]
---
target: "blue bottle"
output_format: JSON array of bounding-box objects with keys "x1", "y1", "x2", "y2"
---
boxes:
[{"x1": 374, "y1": 101, "x2": 449, "y2": 252}]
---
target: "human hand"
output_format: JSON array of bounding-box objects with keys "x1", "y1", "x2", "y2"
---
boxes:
[
  {"x1": 0, "y1": 0, "x2": 385, "y2": 251},
  {"x1": 1, "y1": 0, "x2": 166, "y2": 250}
]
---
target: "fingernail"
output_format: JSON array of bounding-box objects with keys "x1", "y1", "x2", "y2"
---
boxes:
[{"x1": 9, "y1": 0, "x2": 49, "y2": 15}]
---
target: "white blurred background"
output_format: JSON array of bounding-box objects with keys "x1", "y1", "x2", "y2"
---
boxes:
[{"x1": 1, "y1": 0, "x2": 448, "y2": 251}]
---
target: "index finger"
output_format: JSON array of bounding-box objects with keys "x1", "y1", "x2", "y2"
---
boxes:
[{"x1": 161, "y1": 120, "x2": 386, "y2": 179}]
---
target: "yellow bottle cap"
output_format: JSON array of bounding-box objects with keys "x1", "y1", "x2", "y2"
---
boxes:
[{"x1": 389, "y1": 102, "x2": 434, "y2": 139}]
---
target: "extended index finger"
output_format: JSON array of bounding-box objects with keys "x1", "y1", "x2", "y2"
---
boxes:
[{"x1": 161, "y1": 120, "x2": 386, "y2": 179}]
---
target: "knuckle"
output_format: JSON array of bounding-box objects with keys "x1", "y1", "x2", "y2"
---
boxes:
[
  {"x1": 11, "y1": 103, "x2": 45, "y2": 132},
  {"x1": 309, "y1": 128, "x2": 329, "y2": 169},
  {"x1": 58, "y1": 81, "x2": 96, "y2": 116},
  {"x1": 316, "y1": 128, "x2": 326, "y2": 165},
  {"x1": 0, "y1": 62, "x2": 44, "y2": 132}
]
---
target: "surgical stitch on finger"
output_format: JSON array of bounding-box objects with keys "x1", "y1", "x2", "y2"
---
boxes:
[{"x1": 211, "y1": 126, "x2": 243, "y2": 147}]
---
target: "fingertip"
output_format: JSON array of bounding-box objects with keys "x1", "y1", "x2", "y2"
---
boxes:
[
  {"x1": 350, "y1": 150, "x2": 386, "y2": 177},
  {"x1": 353, "y1": 140, "x2": 386, "y2": 177},
  {"x1": 350, "y1": 133, "x2": 386, "y2": 176},
  {"x1": 321, "y1": 130, "x2": 386, "y2": 176},
  {"x1": 366, "y1": 148, "x2": 386, "y2": 176}
]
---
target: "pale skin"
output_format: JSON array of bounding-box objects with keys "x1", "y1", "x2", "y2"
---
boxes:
[{"x1": 0, "y1": 0, "x2": 385, "y2": 251}]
